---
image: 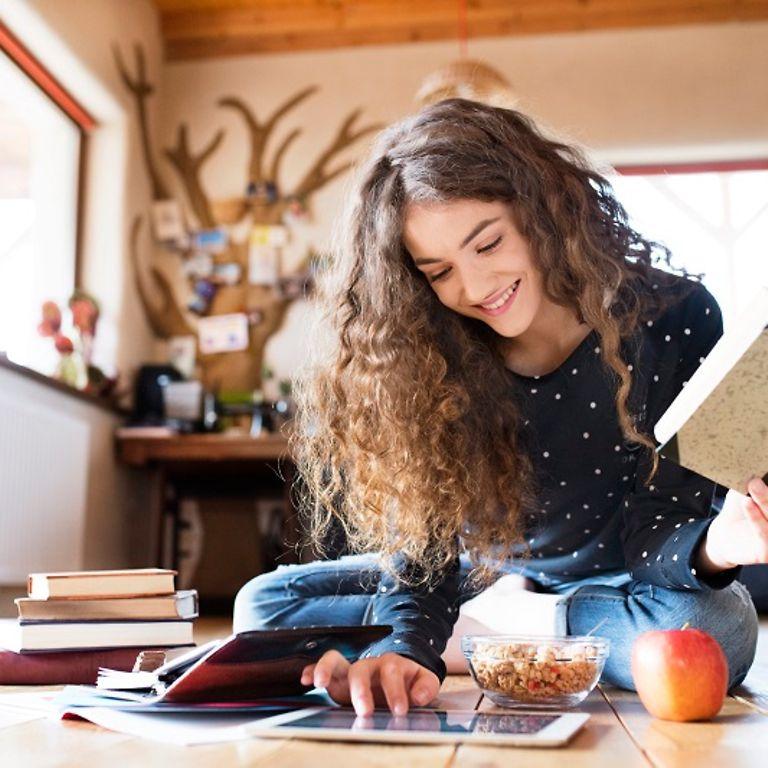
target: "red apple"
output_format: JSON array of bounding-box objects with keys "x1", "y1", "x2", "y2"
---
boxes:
[{"x1": 631, "y1": 625, "x2": 728, "y2": 722}]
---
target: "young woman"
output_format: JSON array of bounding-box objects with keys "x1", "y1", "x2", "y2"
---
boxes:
[{"x1": 234, "y1": 99, "x2": 764, "y2": 717}]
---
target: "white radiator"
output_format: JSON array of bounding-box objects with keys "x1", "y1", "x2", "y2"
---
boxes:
[{"x1": 0, "y1": 390, "x2": 89, "y2": 582}]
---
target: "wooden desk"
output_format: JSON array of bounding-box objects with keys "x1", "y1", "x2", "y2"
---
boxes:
[
  {"x1": 117, "y1": 433, "x2": 290, "y2": 466},
  {"x1": 115, "y1": 432, "x2": 295, "y2": 573}
]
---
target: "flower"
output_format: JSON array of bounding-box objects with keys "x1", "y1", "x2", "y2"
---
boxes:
[
  {"x1": 38, "y1": 301, "x2": 62, "y2": 337},
  {"x1": 69, "y1": 291, "x2": 99, "y2": 335},
  {"x1": 54, "y1": 333, "x2": 74, "y2": 354}
]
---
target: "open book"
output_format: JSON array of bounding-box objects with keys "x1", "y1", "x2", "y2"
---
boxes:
[{"x1": 654, "y1": 284, "x2": 768, "y2": 493}]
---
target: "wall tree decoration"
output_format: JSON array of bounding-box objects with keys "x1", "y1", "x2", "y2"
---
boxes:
[{"x1": 114, "y1": 44, "x2": 381, "y2": 393}]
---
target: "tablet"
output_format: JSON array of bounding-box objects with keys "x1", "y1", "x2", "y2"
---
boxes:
[{"x1": 247, "y1": 706, "x2": 589, "y2": 747}]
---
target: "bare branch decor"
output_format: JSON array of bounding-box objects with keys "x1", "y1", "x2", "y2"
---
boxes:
[{"x1": 115, "y1": 43, "x2": 383, "y2": 392}]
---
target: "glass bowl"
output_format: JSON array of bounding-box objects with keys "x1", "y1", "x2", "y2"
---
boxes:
[{"x1": 461, "y1": 634, "x2": 610, "y2": 709}]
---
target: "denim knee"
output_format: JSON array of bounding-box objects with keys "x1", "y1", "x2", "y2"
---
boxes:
[
  {"x1": 232, "y1": 564, "x2": 297, "y2": 633},
  {"x1": 232, "y1": 555, "x2": 381, "y2": 634},
  {"x1": 573, "y1": 579, "x2": 759, "y2": 692}
]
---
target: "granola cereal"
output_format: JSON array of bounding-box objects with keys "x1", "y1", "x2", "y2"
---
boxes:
[{"x1": 469, "y1": 639, "x2": 602, "y2": 702}]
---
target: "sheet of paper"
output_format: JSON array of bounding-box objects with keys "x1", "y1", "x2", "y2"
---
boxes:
[
  {"x1": 0, "y1": 691, "x2": 57, "y2": 730},
  {"x1": 60, "y1": 707, "x2": 280, "y2": 745}
]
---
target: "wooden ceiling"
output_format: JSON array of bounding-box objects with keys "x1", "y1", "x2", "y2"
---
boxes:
[{"x1": 154, "y1": 1, "x2": 768, "y2": 61}]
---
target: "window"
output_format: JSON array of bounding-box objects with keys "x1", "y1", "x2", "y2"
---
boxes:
[
  {"x1": 610, "y1": 162, "x2": 768, "y2": 327},
  {"x1": 0, "y1": 21, "x2": 93, "y2": 375}
]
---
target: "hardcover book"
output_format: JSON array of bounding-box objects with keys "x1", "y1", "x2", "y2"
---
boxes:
[
  {"x1": 15, "y1": 590, "x2": 197, "y2": 621},
  {"x1": 27, "y1": 569, "x2": 176, "y2": 600},
  {"x1": 1, "y1": 620, "x2": 194, "y2": 653},
  {"x1": 0, "y1": 645, "x2": 144, "y2": 685},
  {"x1": 654, "y1": 284, "x2": 768, "y2": 493}
]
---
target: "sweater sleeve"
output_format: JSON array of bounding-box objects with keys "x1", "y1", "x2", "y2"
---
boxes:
[
  {"x1": 358, "y1": 553, "x2": 461, "y2": 682},
  {"x1": 620, "y1": 280, "x2": 741, "y2": 591}
]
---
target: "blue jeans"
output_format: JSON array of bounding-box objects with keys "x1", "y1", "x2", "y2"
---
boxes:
[{"x1": 233, "y1": 553, "x2": 758, "y2": 691}]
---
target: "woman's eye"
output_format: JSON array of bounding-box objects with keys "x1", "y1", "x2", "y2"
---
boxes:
[
  {"x1": 477, "y1": 235, "x2": 502, "y2": 253},
  {"x1": 429, "y1": 269, "x2": 450, "y2": 283}
]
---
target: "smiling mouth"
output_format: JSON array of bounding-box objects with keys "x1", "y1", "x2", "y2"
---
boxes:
[{"x1": 476, "y1": 280, "x2": 521, "y2": 314}]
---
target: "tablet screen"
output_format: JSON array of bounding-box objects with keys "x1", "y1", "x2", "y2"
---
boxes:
[{"x1": 274, "y1": 708, "x2": 559, "y2": 735}]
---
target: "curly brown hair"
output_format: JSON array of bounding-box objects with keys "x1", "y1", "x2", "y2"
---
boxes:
[{"x1": 289, "y1": 98, "x2": 700, "y2": 586}]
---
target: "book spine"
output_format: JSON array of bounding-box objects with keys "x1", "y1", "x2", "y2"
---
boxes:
[
  {"x1": 18, "y1": 618, "x2": 194, "y2": 626},
  {"x1": 0, "y1": 647, "x2": 144, "y2": 685}
]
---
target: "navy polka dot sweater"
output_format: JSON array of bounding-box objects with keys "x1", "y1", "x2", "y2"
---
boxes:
[{"x1": 363, "y1": 272, "x2": 741, "y2": 681}]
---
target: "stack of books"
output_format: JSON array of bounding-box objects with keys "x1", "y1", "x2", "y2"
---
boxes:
[{"x1": 0, "y1": 568, "x2": 197, "y2": 684}]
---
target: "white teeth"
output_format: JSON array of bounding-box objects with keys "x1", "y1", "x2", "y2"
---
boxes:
[{"x1": 482, "y1": 280, "x2": 519, "y2": 310}]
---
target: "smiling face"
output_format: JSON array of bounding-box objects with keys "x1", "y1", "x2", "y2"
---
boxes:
[{"x1": 404, "y1": 199, "x2": 547, "y2": 340}]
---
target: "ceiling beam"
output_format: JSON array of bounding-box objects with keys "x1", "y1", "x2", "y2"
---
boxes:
[{"x1": 153, "y1": 1, "x2": 768, "y2": 61}]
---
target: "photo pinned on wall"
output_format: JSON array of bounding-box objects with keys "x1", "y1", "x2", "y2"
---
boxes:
[
  {"x1": 212, "y1": 262, "x2": 242, "y2": 286},
  {"x1": 183, "y1": 251, "x2": 214, "y2": 280},
  {"x1": 167, "y1": 335, "x2": 197, "y2": 379},
  {"x1": 198, "y1": 313, "x2": 250, "y2": 355},
  {"x1": 150, "y1": 199, "x2": 187, "y2": 245},
  {"x1": 188, "y1": 279, "x2": 218, "y2": 315},
  {"x1": 192, "y1": 228, "x2": 229, "y2": 254},
  {"x1": 248, "y1": 225, "x2": 287, "y2": 286}
]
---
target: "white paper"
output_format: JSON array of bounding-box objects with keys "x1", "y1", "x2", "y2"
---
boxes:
[
  {"x1": 0, "y1": 691, "x2": 56, "y2": 730},
  {"x1": 60, "y1": 707, "x2": 273, "y2": 745},
  {"x1": 248, "y1": 244, "x2": 279, "y2": 285}
]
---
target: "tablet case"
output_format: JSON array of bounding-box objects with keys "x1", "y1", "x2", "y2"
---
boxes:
[{"x1": 162, "y1": 625, "x2": 392, "y2": 703}]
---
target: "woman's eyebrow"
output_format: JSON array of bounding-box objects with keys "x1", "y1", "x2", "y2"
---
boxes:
[
  {"x1": 459, "y1": 217, "x2": 500, "y2": 249},
  {"x1": 413, "y1": 216, "x2": 501, "y2": 266}
]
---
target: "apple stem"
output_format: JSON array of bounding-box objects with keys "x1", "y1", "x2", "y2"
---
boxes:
[{"x1": 680, "y1": 622, "x2": 691, "y2": 631}]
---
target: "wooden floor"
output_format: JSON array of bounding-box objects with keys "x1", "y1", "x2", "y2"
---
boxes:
[{"x1": 1, "y1": 617, "x2": 766, "y2": 767}]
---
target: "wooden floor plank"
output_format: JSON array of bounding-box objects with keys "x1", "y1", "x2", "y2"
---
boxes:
[
  {"x1": 246, "y1": 739, "x2": 456, "y2": 768},
  {"x1": 602, "y1": 687, "x2": 768, "y2": 768}
]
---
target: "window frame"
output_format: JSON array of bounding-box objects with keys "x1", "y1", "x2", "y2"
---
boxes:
[
  {"x1": 0, "y1": 19, "x2": 96, "y2": 288},
  {"x1": 615, "y1": 159, "x2": 768, "y2": 176},
  {"x1": 611, "y1": 157, "x2": 768, "y2": 324}
]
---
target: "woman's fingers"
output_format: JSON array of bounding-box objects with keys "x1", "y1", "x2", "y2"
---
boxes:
[
  {"x1": 302, "y1": 651, "x2": 441, "y2": 716},
  {"x1": 300, "y1": 662, "x2": 316, "y2": 687},
  {"x1": 409, "y1": 665, "x2": 440, "y2": 707},
  {"x1": 747, "y1": 477, "x2": 768, "y2": 517},
  {"x1": 378, "y1": 656, "x2": 410, "y2": 715},
  {"x1": 309, "y1": 650, "x2": 350, "y2": 689},
  {"x1": 743, "y1": 497, "x2": 768, "y2": 563},
  {"x1": 348, "y1": 660, "x2": 376, "y2": 716}
]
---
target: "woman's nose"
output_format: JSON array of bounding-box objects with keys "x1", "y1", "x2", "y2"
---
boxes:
[
  {"x1": 452, "y1": 262, "x2": 497, "y2": 306},
  {"x1": 462, "y1": 279, "x2": 498, "y2": 307}
]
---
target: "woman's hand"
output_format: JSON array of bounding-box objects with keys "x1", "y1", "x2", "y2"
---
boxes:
[
  {"x1": 697, "y1": 476, "x2": 768, "y2": 574},
  {"x1": 300, "y1": 650, "x2": 440, "y2": 716}
]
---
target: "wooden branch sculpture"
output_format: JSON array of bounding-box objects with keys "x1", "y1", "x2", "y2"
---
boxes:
[
  {"x1": 115, "y1": 43, "x2": 382, "y2": 392},
  {"x1": 113, "y1": 44, "x2": 169, "y2": 201},
  {"x1": 129, "y1": 216, "x2": 193, "y2": 338},
  {"x1": 164, "y1": 124, "x2": 224, "y2": 229}
]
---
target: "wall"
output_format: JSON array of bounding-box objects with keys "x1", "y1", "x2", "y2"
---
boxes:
[
  {"x1": 0, "y1": 367, "x2": 152, "y2": 578},
  {"x1": 159, "y1": 21, "x2": 768, "y2": 379}
]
